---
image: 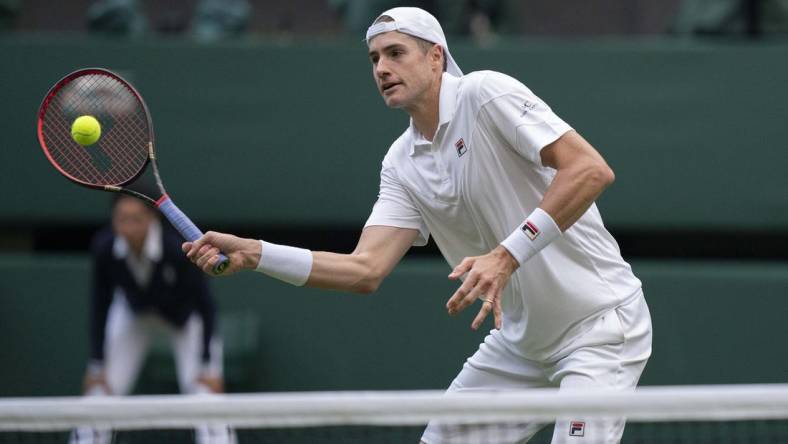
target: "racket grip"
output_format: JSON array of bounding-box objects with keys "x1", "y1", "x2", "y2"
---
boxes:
[{"x1": 157, "y1": 196, "x2": 229, "y2": 275}]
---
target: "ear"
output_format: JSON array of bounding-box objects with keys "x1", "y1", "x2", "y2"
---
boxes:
[{"x1": 430, "y1": 44, "x2": 444, "y2": 71}]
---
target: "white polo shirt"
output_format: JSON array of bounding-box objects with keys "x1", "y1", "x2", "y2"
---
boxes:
[{"x1": 365, "y1": 71, "x2": 642, "y2": 361}]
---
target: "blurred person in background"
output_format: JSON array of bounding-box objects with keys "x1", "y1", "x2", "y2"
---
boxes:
[
  {"x1": 329, "y1": 0, "x2": 428, "y2": 34},
  {"x1": 0, "y1": 0, "x2": 21, "y2": 31},
  {"x1": 70, "y1": 194, "x2": 235, "y2": 444},
  {"x1": 86, "y1": 0, "x2": 251, "y2": 40},
  {"x1": 673, "y1": 0, "x2": 788, "y2": 35},
  {"x1": 330, "y1": 0, "x2": 508, "y2": 42}
]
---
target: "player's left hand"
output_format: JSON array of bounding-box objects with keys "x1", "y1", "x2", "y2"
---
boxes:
[{"x1": 446, "y1": 245, "x2": 518, "y2": 330}]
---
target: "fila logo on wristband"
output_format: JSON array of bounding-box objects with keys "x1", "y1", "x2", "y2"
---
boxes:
[
  {"x1": 521, "y1": 220, "x2": 540, "y2": 240},
  {"x1": 569, "y1": 421, "x2": 585, "y2": 437},
  {"x1": 501, "y1": 208, "x2": 557, "y2": 265}
]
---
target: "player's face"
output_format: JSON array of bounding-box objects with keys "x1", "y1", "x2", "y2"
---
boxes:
[
  {"x1": 368, "y1": 32, "x2": 442, "y2": 109},
  {"x1": 112, "y1": 197, "x2": 155, "y2": 254}
]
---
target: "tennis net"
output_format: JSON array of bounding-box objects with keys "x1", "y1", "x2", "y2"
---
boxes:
[{"x1": 1, "y1": 384, "x2": 787, "y2": 443}]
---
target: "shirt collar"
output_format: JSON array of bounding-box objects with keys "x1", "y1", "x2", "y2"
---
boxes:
[
  {"x1": 438, "y1": 72, "x2": 460, "y2": 126},
  {"x1": 112, "y1": 219, "x2": 163, "y2": 262},
  {"x1": 408, "y1": 72, "x2": 461, "y2": 156}
]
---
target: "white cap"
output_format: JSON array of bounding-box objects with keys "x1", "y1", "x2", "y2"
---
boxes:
[{"x1": 365, "y1": 7, "x2": 463, "y2": 78}]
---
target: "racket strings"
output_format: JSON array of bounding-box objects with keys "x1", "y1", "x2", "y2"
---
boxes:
[
  {"x1": 41, "y1": 73, "x2": 150, "y2": 186},
  {"x1": 47, "y1": 77, "x2": 116, "y2": 183},
  {"x1": 72, "y1": 75, "x2": 148, "y2": 181},
  {"x1": 45, "y1": 75, "x2": 144, "y2": 184}
]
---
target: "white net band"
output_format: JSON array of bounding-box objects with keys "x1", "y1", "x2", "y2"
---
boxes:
[{"x1": 1, "y1": 384, "x2": 788, "y2": 431}]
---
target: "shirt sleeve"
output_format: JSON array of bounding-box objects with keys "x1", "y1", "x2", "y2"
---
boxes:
[
  {"x1": 478, "y1": 72, "x2": 573, "y2": 166},
  {"x1": 89, "y1": 233, "x2": 114, "y2": 363},
  {"x1": 364, "y1": 163, "x2": 430, "y2": 246},
  {"x1": 190, "y1": 276, "x2": 215, "y2": 366}
]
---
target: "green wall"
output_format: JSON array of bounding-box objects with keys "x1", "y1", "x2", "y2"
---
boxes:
[
  {"x1": 2, "y1": 37, "x2": 788, "y2": 229},
  {"x1": 2, "y1": 36, "x2": 787, "y2": 397},
  {"x1": 1, "y1": 255, "x2": 786, "y2": 397}
]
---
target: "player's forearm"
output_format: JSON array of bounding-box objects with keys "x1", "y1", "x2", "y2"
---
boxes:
[
  {"x1": 306, "y1": 251, "x2": 384, "y2": 294},
  {"x1": 540, "y1": 160, "x2": 614, "y2": 231},
  {"x1": 499, "y1": 158, "x2": 613, "y2": 266},
  {"x1": 186, "y1": 227, "x2": 411, "y2": 290},
  {"x1": 252, "y1": 227, "x2": 413, "y2": 292},
  {"x1": 250, "y1": 241, "x2": 384, "y2": 293}
]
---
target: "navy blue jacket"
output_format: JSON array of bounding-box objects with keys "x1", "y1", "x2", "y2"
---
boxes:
[{"x1": 89, "y1": 225, "x2": 217, "y2": 364}]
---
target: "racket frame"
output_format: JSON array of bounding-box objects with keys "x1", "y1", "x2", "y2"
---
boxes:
[{"x1": 37, "y1": 67, "x2": 228, "y2": 274}]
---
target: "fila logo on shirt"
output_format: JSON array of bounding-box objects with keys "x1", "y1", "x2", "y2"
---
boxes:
[
  {"x1": 521, "y1": 219, "x2": 540, "y2": 241},
  {"x1": 455, "y1": 138, "x2": 467, "y2": 157},
  {"x1": 569, "y1": 421, "x2": 585, "y2": 437}
]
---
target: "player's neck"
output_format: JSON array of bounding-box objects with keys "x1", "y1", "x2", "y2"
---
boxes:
[{"x1": 407, "y1": 77, "x2": 442, "y2": 141}]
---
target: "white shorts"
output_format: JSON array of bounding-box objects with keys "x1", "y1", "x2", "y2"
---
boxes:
[{"x1": 422, "y1": 292, "x2": 652, "y2": 444}]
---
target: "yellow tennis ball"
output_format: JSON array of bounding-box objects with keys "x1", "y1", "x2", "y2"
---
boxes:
[{"x1": 71, "y1": 115, "x2": 102, "y2": 146}]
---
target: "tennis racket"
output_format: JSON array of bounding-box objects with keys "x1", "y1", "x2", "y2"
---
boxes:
[{"x1": 36, "y1": 67, "x2": 229, "y2": 274}]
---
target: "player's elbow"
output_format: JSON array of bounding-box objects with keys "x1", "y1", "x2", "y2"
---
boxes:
[
  {"x1": 349, "y1": 258, "x2": 386, "y2": 294},
  {"x1": 585, "y1": 161, "x2": 615, "y2": 191},
  {"x1": 599, "y1": 163, "x2": 615, "y2": 187},
  {"x1": 354, "y1": 279, "x2": 381, "y2": 294},
  {"x1": 351, "y1": 274, "x2": 383, "y2": 294}
]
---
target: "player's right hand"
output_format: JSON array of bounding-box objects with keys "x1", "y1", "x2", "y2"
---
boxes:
[
  {"x1": 183, "y1": 231, "x2": 261, "y2": 276},
  {"x1": 82, "y1": 372, "x2": 111, "y2": 396}
]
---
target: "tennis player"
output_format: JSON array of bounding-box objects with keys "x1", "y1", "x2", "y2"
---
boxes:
[
  {"x1": 184, "y1": 7, "x2": 652, "y2": 443},
  {"x1": 71, "y1": 195, "x2": 235, "y2": 444}
]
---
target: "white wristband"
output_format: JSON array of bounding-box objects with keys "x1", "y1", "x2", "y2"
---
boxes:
[
  {"x1": 255, "y1": 240, "x2": 313, "y2": 286},
  {"x1": 500, "y1": 207, "x2": 561, "y2": 266}
]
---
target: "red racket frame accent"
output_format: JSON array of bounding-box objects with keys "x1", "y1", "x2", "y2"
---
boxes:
[
  {"x1": 36, "y1": 67, "x2": 156, "y2": 189},
  {"x1": 36, "y1": 67, "x2": 230, "y2": 274}
]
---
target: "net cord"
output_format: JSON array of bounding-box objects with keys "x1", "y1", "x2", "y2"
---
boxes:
[{"x1": 1, "y1": 385, "x2": 787, "y2": 431}]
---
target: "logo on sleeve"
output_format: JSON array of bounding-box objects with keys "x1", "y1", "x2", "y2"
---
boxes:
[
  {"x1": 455, "y1": 138, "x2": 467, "y2": 157},
  {"x1": 520, "y1": 100, "x2": 537, "y2": 117},
  {"x1": 569, "y1": 421, "x2": 585, "y2": 437},
  {"x1": 521, "y1": 220, "x2": 540, "y2": 240}
]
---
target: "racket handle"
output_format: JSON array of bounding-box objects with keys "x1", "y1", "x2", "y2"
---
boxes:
[{"x1": 157, "y1": 196, "x2": 229, "y2": 275}]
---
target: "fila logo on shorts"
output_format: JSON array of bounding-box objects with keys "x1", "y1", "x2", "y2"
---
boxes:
[
  {"x1": 521, "y1": 219, "x2": 540, "y2": 240},
  {"x1": 569, "y1": 421, "x2": 585, "y2": 437},
  {"x1": 455, "y1": 138, "x2": 467, "y2": 157}
]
